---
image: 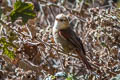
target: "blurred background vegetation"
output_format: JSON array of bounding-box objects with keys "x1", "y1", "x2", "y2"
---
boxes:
[{"x1": 0, "y1": 0, "x2": 120, "y2": 80}]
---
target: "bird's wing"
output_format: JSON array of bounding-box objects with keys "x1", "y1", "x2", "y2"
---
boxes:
[
  {"x1": 59, "y1": 28, "x2": 86, "y2": 55},
  {"x1": 59, "y1": 28, "x2": 93, "y2": 70}
]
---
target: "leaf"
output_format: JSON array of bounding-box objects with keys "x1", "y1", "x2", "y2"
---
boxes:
[
  {"x1": 45, "y1": 75, "x2": 54, "y2": 80},
  {"x1": 3, "y1": 47, "x2": 15, "y2": 59},
  {"x1": 101, "y1": 42, "x2": 107, "y2": 47},
  {"x1": 10, "y1": 0, "x2": 36, "y2": 24},
  {"x1": 0, "y1": 37, "x2": 15, "y2": 59},
  {"x1": 65, "y1": 74, "x2": 78, "y2": 80}
]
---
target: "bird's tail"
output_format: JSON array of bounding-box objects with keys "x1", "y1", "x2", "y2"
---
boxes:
[{"x1": 76, "y1": 50, "x2": 93, "y2": 70}]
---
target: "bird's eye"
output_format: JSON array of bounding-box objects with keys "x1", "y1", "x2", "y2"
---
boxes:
[
  {"x1": 60, "y1": 19, "x2": 65, "y2": 22},
  {"x1": 56, "y1": 18, "x2": 66, "y2": 22}
]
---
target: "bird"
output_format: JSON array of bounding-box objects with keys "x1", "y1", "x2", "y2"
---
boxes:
[{"x1": 52, "y1": 13, "x2": 92, "y2": 70}]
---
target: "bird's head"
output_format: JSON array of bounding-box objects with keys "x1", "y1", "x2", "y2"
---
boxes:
[{"x1": 53, "y1": 14, "x2": 69, "y2": 30}]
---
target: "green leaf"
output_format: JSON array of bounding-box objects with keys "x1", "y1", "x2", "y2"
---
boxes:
[
  {"x1": 65, "y1": 74, "x2": 78, "y2": 80},
  {"x1": 0, "y1": 37, "x2": 15, "y2": 59},
  {"x1": 51, "y1": 75, "x2": 56, "y2": 80},
  {"x1": 3, "y1": 47, "x2": 15, "y2": 59},
  {"x1": 101, "y1": 42, "x2": 107, "y2": 47},
  {"x1": 0, "y1": 37, "x2": 7, "y2": 45},
  {"x1": 10, "y1": 0, "x2": 36, "y2": 24}
]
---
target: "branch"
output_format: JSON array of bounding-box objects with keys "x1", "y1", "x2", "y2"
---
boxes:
[{"x1": 38, "y1": 0, "x2": 81, "y2": 15}]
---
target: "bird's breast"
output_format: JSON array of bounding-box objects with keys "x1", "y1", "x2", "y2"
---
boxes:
[
  {"x1": 53, "y1": 29, "x2": 73, "y2": 52},
  {"x1": 53, "y1": 30, "x2": 66, "y2": 44}
]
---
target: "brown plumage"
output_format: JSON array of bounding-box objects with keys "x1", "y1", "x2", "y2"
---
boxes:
[{"x1": 53, "y1": 14, "x2": 92, "y2": 70}]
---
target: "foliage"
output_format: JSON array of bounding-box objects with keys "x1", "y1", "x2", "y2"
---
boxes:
[
  {"x1": 0, "y1": 0, "x2": 120, "y2": 80},
  {"x1": 10, "y1": 0, "x2": 36, "y2": 24},
  {"x1": 0, "y1": 37, "x2": 15, "y2": 59}
]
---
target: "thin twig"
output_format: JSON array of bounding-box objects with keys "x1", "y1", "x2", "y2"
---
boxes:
[{"x1": 38, "y1": 0, "x2": 82, "y2": 16}]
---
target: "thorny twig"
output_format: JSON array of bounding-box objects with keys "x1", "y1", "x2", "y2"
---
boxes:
[{"x1": 38, "y1": 0, "x2": 82, "y2": 16}]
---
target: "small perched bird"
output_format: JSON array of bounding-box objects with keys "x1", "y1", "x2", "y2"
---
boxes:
[{"x1": 53, "y1": 14, "x2": 92, "y2": 70}]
